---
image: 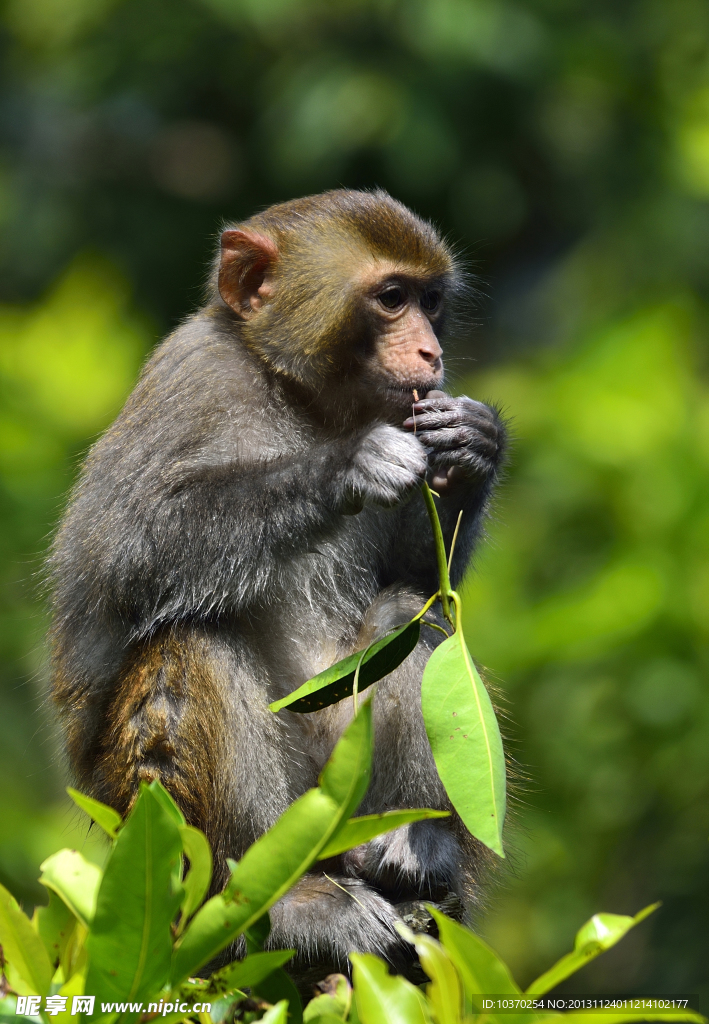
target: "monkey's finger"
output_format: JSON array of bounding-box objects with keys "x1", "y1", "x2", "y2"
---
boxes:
[
  {"x1": 417, "y1": 426, "x2": 500, "y2": 457},
  {"x1": 412, "y1": 396, "x2": 486, "y2": 415},
  {"x1": 406, "y1": 398, "x2": 496, "y2": 425},
  {"x1": 406, "y1": 410, "x2": 500, "y2": 437},
  {"x1": 428, "y1": 447, "x2": 498, "y2": 473}
]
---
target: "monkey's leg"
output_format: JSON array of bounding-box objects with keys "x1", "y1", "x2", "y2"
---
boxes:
[
  {"x1": 90, "y1": 626, "x2": 294, "y2": 890},
  {"x1": 267, "y1": 871, "x2": 416, "y2": 996}
]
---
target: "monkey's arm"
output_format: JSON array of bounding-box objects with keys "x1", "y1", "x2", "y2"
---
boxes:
[{"x1": 61, "y1": 418, "x2": 428, "y2": 634}]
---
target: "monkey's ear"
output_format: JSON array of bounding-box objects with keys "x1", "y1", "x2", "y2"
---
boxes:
[{"x1": 218, "y1": 229, "x2": 279, "y2": 318}]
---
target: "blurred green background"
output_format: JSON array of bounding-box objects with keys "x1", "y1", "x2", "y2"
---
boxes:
[{"x1": 0, "y1": 0, "x2": 708, "y2": 1000}]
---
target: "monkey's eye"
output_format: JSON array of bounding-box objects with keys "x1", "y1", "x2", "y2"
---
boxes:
[
  {"x1": 421, "y1": 290, "x2": 440, "y2": 311},
  {"x1": 378, "y1": 286, "x2": 405, "y2": 310}
]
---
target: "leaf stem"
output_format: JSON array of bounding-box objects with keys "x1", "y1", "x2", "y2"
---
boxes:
[
  {"x1": 420, "y1": 482, "x2": 455, "y2": 629},
  {"x1": 448, "y1": 510, "x2": 464, "y2": 574},
  {"x1": 352, "y1": 647, "x2": 367, "y2": 717},
  {"x1": 421, "y1": 619, "x2": 451, "y2": 638},
  {"x1": 411, "y1": 590, "x2": 440, "y2": 623}
]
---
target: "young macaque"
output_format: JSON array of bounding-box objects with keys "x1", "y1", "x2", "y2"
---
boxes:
[{"x1": 49, "y1": 189, "x2": 507, "y2": 986}]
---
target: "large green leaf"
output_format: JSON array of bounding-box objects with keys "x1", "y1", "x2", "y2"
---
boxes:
[
  {"x1": 302, "y1": 974, "x2": 351, "y2": 1021},
  {"x1": 261, "y1": 1004, "x2": 290, "y2": 1024},
  {"x1": 421, "y1": 631, "x2": 506, "y2": 856},
  {"x1": 317, "y1": 700, "x2": 372, "y2": 813},
  {"x1": 254, "y1": 967, "x2": 303, "y2": 1024},
  {"x1": 242, "y1": 913, "x2": 303, "y2": 1024},
  {"x1": 429, "y1": 910, "x2": 547, "y2": 1024},
  {"x1": 525, "y1": 904, "x2": 660, "y2": 996},
  {"x1": 149, "y1": 780, "x2": 186, "y2": 826},
  {"x1": 171, "y1": 703, "x2": 373, "y2": 985},
  {"x1": 178, "y1": 825, "x2": 213, "y2": 926},
  {"x1": 269, "y1": 621, "x2": 420, "y2": 713},
  {"x1": 85, "y1": 783, "x2": 184, "y2": 1011},
  {"x1": 67, "y1": 788, "x2": 122, "y2": 839},
  {"x1": 397, "y1": 923, "x2": 462, "y2": 1024},
  {"x1": 318, "y1": 808, "x2": 449, "y2": 859},
  {"x1": 0, "y1": 882, "x2": 53, "y2": 996},
  {"x1": 207, "y1": 949, "x2": 296, "y2": 993},
  {"x1": 350, "y1": 953, "x2": 431, "y2": 1024},
  {"x1": 33, "y1": 889, "x2": 76, "y2": 970},
  {"x1": 39, "y1": 849, "x2": 102, "y2": 928},
  {"x1": 429, "y1": 908, "x2": 520, "y2": 997}
]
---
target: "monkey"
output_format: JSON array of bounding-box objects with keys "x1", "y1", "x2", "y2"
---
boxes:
[{"x1": 48, "y1": 189, "x2": 507, "y2": 987}]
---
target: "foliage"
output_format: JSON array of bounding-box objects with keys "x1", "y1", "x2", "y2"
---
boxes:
[
  {"x1": 0, "y1": 0, "x2": 708, "y2": 1003},
  {"x1": 0, "y1": 721, "x2": 701, "y2": 1024},
  {"x1": 0, "y1": 705, "x2": 423, "y2": 1021}
]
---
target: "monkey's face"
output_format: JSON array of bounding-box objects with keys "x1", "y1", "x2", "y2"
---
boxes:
[
  {"x1": 358, "y1": 270, "x2": 446, "y2": 415},
  {"x1": 217, "y1": 202, "x2": 457, "y2": 421}
]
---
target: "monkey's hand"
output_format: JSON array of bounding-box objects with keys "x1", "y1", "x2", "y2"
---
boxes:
[
  {"x1": 403, "y1": 391, "x2": 506, "y2": 495},
  {"x1": 343, "y1": 424, "x2": 428, "y2": 510}
]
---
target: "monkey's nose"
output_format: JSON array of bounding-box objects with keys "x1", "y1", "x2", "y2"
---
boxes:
[
  {"x1": 419, "y1": 340, "x2": 443, "y2": 367},
  {"x1": 419, "y1": 351, "x2": 443, "y2": 376}
]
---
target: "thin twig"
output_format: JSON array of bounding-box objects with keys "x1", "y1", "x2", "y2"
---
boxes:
[
  {"x1": 447, "y1": 510, "x2": 464, "y2": 574},
  {"x1": 323, "y1": 873, "x2": 367, "y2": 909}
]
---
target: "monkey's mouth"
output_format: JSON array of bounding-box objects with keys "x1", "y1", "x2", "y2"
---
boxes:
[{"x1": 385, "y1": 380, "x2": 441, "y2": 404}]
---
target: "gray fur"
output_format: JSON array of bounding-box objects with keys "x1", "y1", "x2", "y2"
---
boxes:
[{"x1": 48, "y1": 191, "x2": 507, "y2": 988}]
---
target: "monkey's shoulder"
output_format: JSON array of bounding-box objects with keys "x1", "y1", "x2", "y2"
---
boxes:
[
  {"x1": 136, "y1": 311, "x2": 266, "y2": 410},
  {"x1": 99, "y1": 311, "x2": 304, "y2": 462}
]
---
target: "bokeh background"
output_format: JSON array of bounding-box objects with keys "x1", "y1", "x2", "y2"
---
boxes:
[{"x1": 0, "y1": 0, "x2": 708, "y2": 1000}]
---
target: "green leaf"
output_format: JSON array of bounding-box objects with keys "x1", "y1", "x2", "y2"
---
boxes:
[
  {"x1": 261, "y1": 1003, "x2": 290, "y2": 1024},
  {"x1": 397, "y1": 923, "x2": 462, "y2": 1024},
  {"x1": 303, "y1": 975, "x2": 351, "y2": 1021},
  {"x1": 421, "y1": 632, "x2": 506, "y2": 856},
  {"x1": 318, "y1": 809, "x2": 449, "y2": 859},
  {"x1": 208, "y1": 949, "x2": 296, "y2": 993},
  {"x1": 85, "y1": 783, "x2": 184, "y2": 1008},
  {"x1": 240, "y1": 913, "x2": 303, "y2": 1024},
  {"x1": 49, "y1": 970, "x2": 87, "y2": 1024},
  {"x1": 245, "y1": 911, "x2": 271, "y2": 952},
  {"x1": 207, "y1": 994, "x2": 243, "y2": 1024},
  {"x1": 67, "y1": 788, "x2": 123, "y2": 838},
  {"x1": 171, "y1": 792, "x2": 333, "y2": 984},
  {"x1": 179, "y1": 825, "x2": 213, "y2": 925},
  {"x1": 33, "y1": 889, "x2": 76, "y2": 969},
  {"x1": 254, "y1": 967, "x2": 303, "y2": 1024},
  {"x1": 269, "y1": 621, "x2": 420, "y2": 713},
  {"x1": 39, "y1": 849, "x2": 102, "y2": 929},
  {"x1": 317, "y1": 700, "x2": 372, "y2": 814},
  {"x1": 350, "y1": 953, "x2": 431, "y2": 1024},
  {"x1": 525, "y1": 903, "x2": 661, "y2": 996},
  {"x1": 429, "y1": 908, "x2": 521, "y2": 998},
  {"x1": 171, "y1": 703, "x2": 373, "y2": 985},
  {"x1": 0, "y1": 882, "x2": 54, "y2": 996},
  {"x1": 149, "y1": 779, "x2": 186, "y2": 827}
]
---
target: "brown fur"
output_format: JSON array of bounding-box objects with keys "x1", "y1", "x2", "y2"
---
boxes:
[{"x1": 210, "y1": 189, "x2": 457, "y2": 390}]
